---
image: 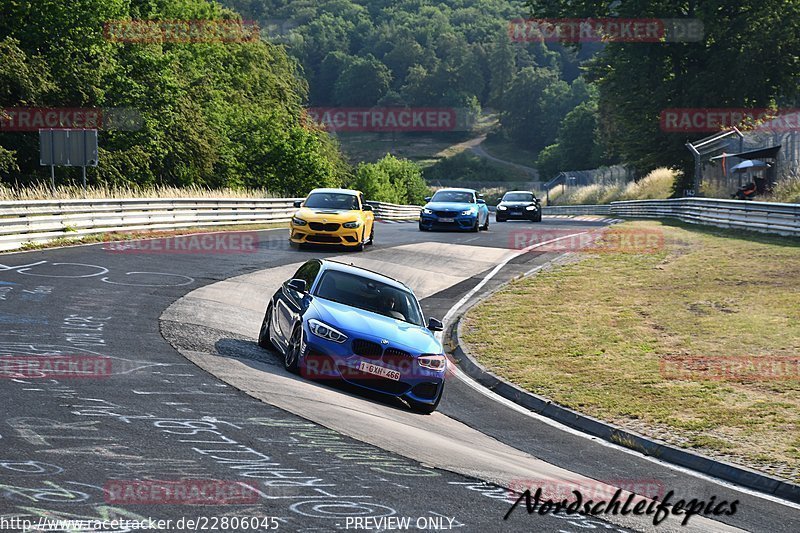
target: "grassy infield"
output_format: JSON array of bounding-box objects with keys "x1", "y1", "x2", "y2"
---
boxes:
[{"x1": 463, "y1": 220, "x2": 800, "y2": 481}]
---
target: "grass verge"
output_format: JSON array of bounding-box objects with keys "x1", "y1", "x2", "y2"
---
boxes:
[
  {"x1": 0, "y1": 184, "x2": 279, "y2": 201},
  {"x1": 462, "y1": 220, "x2": 800, "y2": 481}
]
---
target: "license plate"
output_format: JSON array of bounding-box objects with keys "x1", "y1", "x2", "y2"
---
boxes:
[
  {"x1": 359, "y1": 361, "x2": 400, "y2": 381},
  {"x1": 438, "y1": 217, "x2": 455, "y2": 222}
]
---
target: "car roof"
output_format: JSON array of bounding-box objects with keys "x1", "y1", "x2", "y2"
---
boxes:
[
  {"x1": 307, "y1": 188, "x2": 360, "y2": 196},
  {"x1": 318, "y1": 259, "x2": 411, "y2": 292},
  {"x1": 504, "y1": 190, "x2": 535, "y2": 195},
  {"x1": 434, "y1": 188, "x2": 476, "y2": 194}
]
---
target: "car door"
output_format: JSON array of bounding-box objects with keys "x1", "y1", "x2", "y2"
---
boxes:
[
  {"x1": 472, "y1": 192, "x2": 485, "y2": 225},
  {"x1": 276, "y1": 260, "x2": 320, "y2": 344}
]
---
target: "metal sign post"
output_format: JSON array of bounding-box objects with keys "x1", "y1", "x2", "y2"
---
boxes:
[{"x1": 40, "y1": 129, "x2": 98, "y2": 193}]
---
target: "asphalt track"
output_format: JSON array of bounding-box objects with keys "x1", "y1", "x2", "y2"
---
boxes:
[{"x1": 0, "y1": 216, "x2": 798, "y2": 533}]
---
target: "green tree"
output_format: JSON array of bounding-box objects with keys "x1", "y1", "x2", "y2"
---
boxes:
[
  {"x1": 0, "y1": 0, "x2": 348, "y2": 194},
  {"x1": 498, "y1": 67, "x2": 571, "y2": 153},
  {"x1": 487, "y1": 33, "x2": 515, "y2": 106},
  {"x1": 536, "y1": 100, "x2": 606, "y2": 179},
  {"x1": 526, "y1": 0, "x2": 800, "y2": 188},
  {"x1": 352, "y1": 161, "x2": 401, "y2": 203},
  {"x1": 334, "y1": 56, "x2": 391, "y2": 106}
]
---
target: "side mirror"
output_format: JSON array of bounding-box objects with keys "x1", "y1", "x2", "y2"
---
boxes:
[
  {"x1": 363, "y1": 204, "x2": 373, "y2": 212},
  {"x1": 424, "y1": 196, "x2": 431, "y2": 202},
  {"x1": 477, "y1": 199, "x2": 486, "y2": 204},
  {"x1": 293, "y1": 200, "x2": 303, "y2": 208},
  {"x1": 287, "y1": 278, "x2": 307, "y2": 293},
  {"x1": 427, "y1": 317, "x2": 444, "y2": 332}
]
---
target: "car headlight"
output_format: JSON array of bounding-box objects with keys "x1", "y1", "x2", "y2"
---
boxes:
[
  {"x1": 422, "y1": 208, "x2": 433, "y2": 215},
  {"x1": 418, "y1": 354, "x2": 447, "y2": 371},
  {"x1": 460, "y1": 209, "x2": 475, "y2": 216},
  {"x1": 343, "y1": 220, "x2": 362, "y2": 228},
  {"x1": 292, "y1": 216, "x2": 307, "y2": 226},
  {"x1": 497, "y1": 205, "x2": 507, "y2": 210},
  {"x1": 525, "y1": 205, "x2": 537, "y2": 211},
  {"x1": 308, "y1": 319, "x2": 347, "y2": 343}
]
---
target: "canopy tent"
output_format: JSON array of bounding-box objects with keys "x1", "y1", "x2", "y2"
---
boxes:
[{"x1": 709, "y1": 145, "x2": 781, "y2": 162}]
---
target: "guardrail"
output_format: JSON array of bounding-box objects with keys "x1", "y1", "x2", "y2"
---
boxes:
[
  {"x1": 543, "y1": 205, "x2": 612, "y2": 216},
  {"x1": 546, "y1": 198, "x2": 800, "y2": 237},
  {"x1": 366, "y1": 201, "x2": 421, "y2": 221},
  {"x1": 0, "y1": 198, "x2": 421, "y2": 252}
]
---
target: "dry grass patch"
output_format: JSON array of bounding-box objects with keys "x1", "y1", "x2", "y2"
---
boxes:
[{"x1": 0, "y1": 184, "x2": 278, "y2": 201}]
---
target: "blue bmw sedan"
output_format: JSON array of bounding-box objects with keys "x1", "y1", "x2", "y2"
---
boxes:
[
  {"x1": 258, "y1": 259, "x2": 447, "y2": 413},
  {"x1": 418, "y1": 188, "x2": 490, "y2": 232}
]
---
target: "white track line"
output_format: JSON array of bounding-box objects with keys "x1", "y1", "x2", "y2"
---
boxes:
[{"x1": 437, "y1": 232, "x2": 589, "y2": 331}]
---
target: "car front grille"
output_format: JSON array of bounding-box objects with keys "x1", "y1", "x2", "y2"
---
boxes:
[
  {"x1": 382, "y1": 347, "x2": 413, "y2": 369},
  {"x1": 309, "y1": 222, "x2": 340, "y2": 231},
  {"x1": 434, "y1": 210, "x2": 459, "y2": 217},
  {"x1": 352, "y1": 339, "x2": 383, "y2": 360},
  {"x1": 306, "y1": 234, "x2": 341, "y2": 243}
]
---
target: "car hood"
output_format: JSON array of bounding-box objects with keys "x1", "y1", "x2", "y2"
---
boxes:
[
  {"x1": 295, "y1": 207, "x2": 360, "y2": 222},
  {"x1": 423, "y1": 202, "x2": 478, "y2": 212},
  {"x1": 499, "y1": 201, "x2": 537, "y2": 208},
  {"x1": 310, "y1": 298, "x2": 441, "y2": 354}
]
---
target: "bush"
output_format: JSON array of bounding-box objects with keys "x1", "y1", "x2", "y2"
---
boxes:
[
  {"x1": 768, "y1": 168, "x2": 800, "y2": 204},
  {"x1": 350, "y1": 154, "x2": 428, "y2": 205},
  {"x1": 620, "y1": 167, "x2": 679, "y2": 200},
  {"x1": 554, "y1": 167, "x2": 680, "y2": 205}
]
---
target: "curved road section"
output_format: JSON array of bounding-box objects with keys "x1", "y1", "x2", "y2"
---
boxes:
[{"x1": 0, "y1": 218, "x2": 796, "y2": 532}]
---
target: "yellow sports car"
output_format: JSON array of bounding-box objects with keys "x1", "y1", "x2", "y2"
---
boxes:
[{"x1": 289, "y1": 188, "x2": 375, "y2": 250}]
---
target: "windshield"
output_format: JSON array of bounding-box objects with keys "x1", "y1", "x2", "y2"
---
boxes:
[
  {"x1": 304, "y1": 192, "x2": 360, "y2": 210},
  {"x1": 503, "y1": 193, "x2": 535, "y2": 202},
  {"x1": 431, "y1": 190, "x2": 474, "y2": 203},
  {"x1": 314, "y1": 270, "x2": 424, "y2": 326}
]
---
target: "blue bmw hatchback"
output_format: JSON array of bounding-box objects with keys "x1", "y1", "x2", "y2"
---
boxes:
[
  {"x1": 419, "y1": 188, "x2": 490, "y2": 232},
  {"x1": 258, "y1": 259, "x2": 447, "y2": 413}
]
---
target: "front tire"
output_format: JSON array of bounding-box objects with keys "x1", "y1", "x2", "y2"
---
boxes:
[
  {"x1": 354, "y1": 228, "x2": 365, "y2": 251},
  {"x1": 481, "y1": 215, "x2": 489, "y2": 231},
  {"x1": 470, "y1": 219, "x2": 479, "y2": 232},
  {"x1": 284, "y1": 324, "x2": 303, "y2": 374},
  {"x1": 258, "y1": 304, "x2": 276, "y2": 350}
]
